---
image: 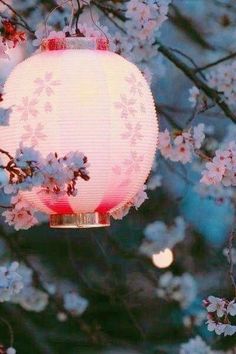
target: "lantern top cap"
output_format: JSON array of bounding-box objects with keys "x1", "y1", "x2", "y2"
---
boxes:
[{"x1": 41, "y1": 36, "x2": 109, "y2": 52}]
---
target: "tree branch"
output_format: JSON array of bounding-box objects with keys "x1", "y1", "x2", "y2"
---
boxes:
[
  {"x1": 156, "y1": 40, "x2": 236, "y2": 124},
  {"x1": 195, "y1": 52, "x2": 236, "y2": 73},
  {"x1": 0, "y1": 0, "x2": 34, "y2": 34}
]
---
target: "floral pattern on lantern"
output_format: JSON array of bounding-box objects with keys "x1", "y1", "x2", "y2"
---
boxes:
[{"x1": 0, "y1": 39, "x2": 158, "y2": 222}]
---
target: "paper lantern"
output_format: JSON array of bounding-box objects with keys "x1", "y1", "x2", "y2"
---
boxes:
[{"x1": 0, "y1": 37, "x2": 158, "y2": 228}]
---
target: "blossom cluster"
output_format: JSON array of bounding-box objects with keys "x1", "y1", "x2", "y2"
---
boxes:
[
  {"x1": 0, "y1": 145, "x2": 89, "y2": 229},
  {"x1": 204, "y1": 296, "x2": 236, "y2": 336},
  {"x1": 2, "y1": 195, "x2": 38, "y2": 231},
  {"x1": 158, "y1": 124, "x2": 205, "y2": 164},
  {"x1": 110, "y1": 185, "x2": 148, "y2": 220},
  {"x1": 0, "y1": 346, "x2": 16, "y2": 354},
  {"x1": 124, "y1": 0, "x2": 172, "y2": 63},
  {"x1": 63, "y1": 291, "x2": 88, "y2": 316},
  {"x1": 1, "y1": 145, "x2": 89, "y2": 196},
  {"x1": 0, "y1": 261, "x2": 23, "y2": 302},
  {"x1": 139, "y1": 216, "x2": 185, "y2": 257},
  {"x1": 201, "y1": 141, "x2": 236, "y2": 187},
  {"x1": 180, "y1": 336, "x2": 213, "y2": 354},
  {"x1": 206, "y1": 61, "x2": 236, "y2": 107},
  {"x1": 156, "y1": 271, "x2": 197, "y2": 309},
  {"x1": 0, "y1": 20, "x2": 26, "y2": 59},
  {"x1": 11, "y1": 264, "x2": 49, "y2": 312}
]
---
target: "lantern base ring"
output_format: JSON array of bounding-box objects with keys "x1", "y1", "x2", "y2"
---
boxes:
[{"x1": 50, "y1": 212, "x2": 110, "y2": 229}]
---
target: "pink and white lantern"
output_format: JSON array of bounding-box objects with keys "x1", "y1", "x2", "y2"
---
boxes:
[{"x1": 0, "y1": 37, "x2": 158, "y2": 228}]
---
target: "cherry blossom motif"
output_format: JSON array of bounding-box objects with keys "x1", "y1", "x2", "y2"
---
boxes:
[
  {"x1": 15, "y1": 97, "x2": 38, "y2": 120},
  {"x1": 121, "y1": 122, "x2": 143, "y2": 145},
  {"x1": 114, "y1": 94, "x2": 137, "y2": 119},
  {"x1": 34, "y1": 72, "x2": 60, "y2": 96},
  {"x1": 21, "y1": 123, "x2": 47, "y2": 146},
  {"x1": 44, "y1": 102, "x2": 52, "y2": 113},
  {"x1": 123, "y1": 151, "x2": 144, "y2": 174},
  {"x1": 125, "y1": 73, "x2": 143, "y2": 96}
]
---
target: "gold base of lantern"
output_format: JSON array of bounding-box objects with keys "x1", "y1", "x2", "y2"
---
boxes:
[{"x1": 50, "y1": 212, "x2": 110, "y2": 229}]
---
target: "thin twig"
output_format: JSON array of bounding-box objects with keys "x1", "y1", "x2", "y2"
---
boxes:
[
  {"x1": 228, "y1": 224, "x2": 236, "y2": 297},
  {"x1": 195, "y1": 52, "x2": 236, "y2": 73},
  {"x1": 0, "y1": 316, "x2": 14, "y2": 347},
  {"x1": 0, "y1": 0, "x2": 34, "y2": 34},
  {"x1": 156, "y1": 40, "x2": 236, "y2": 124},
  {"x1": 169, "y1": 47, "x2": 206, "y2": 80}
]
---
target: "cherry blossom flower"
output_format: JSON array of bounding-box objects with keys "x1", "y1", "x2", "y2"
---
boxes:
[
  {"x1": 227, "y1": 300, "x2": 236, "y2": 316},
  {"x1": 206, "y1": 61, "x2": 236, "y2": 107},
  {"x1": 156, "y1": 272, "x2": 197, "y2": 309},
  {"x1": 223, "y1": 247, "x2": 236, "y2": 265},
  {"x1": 63, "y1": 292, "x2": 88, "y2": 316},
  {"x1": 0, "y1": 262, "x2": 23, "y2": 302},
  {"x1": 56, "y1": 0, "x2": 91, "y2": 11},
  {"x1": 201, "y1": 142, "x2": 236, "y2": 187},
  {"x1": 206, "y1": 296, "x2": 226, "y2": 317},
  {"x1": 32, "y1": 24, "x2": 52, "y2": 47},
  {"x1": 47, "y1": 30, "x2": 65, "y2": 40},
  {"x1": 111, "y1": 185, "x2": 148, "y2": 220},
  {"x1": 193, "y1": 123, "x2": 205, "y2": 149},
  {"x1": 11, "y1": 263, "x2": 49, "y2": 312},
  {"x1": 6, "y1": 348, "x2": 16, "y2": 354},
  {"x1": 34, "y1": 72, "x2": 60, "y2": 96},
  {"x1": 140, "y1": 216, "x2": 185, "y2": 256},
  {"x1": 188, "y1": 86, "x2": 200, "y2": 107},
  {"x1": 21, "y1": 123, "x2": 47, "y2": 146},
  {"x1": 14, "y1": 286, "x2": 49, "y2": 312},
  {"x1": 114, "y1": 94, "x2": 137, "y2": 119},
  {"x1": 147, "y1": 174, "x2": 162, "y2": 190},
  {"x1": 1, "y1": 20, "x2": 26, "y2": 48},
  {"x1": 158, "y1": 125, "x2": 206, "y2": 164},
  {"x1": 2, "y1": 195, "x2": 38, "y2": 231},
  {"x1": 180, "y1": 336, "x2": 213, "y2": 354}
]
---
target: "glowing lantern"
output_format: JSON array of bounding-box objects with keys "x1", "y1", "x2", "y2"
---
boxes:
[
  {"x1": 0, "y1": 37, "x2": 158, "y2": 228},
  {"x1": 152, "y1": 249, "x2": 174, "y2": 269}
]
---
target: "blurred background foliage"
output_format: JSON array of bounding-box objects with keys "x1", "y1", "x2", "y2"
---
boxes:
[{"x1": 0, "y1": 0, "x2": 236, "y2": 353}]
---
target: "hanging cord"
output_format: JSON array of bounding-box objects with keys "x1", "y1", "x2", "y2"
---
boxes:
[
  {"x1": 0, "y1": 316, "x2": 14, "y2": 348},
  {"x1": 75, "y1": 0, "x2": 84, "y2": 36},
  {"x1": 80, "y1": 0, "x2": 109, "y2": 43},
  {"x1": 44, "y1": 0, "x2": 74, "y2": 37}
]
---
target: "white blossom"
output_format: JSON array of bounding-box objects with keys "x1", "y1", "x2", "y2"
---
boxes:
[
  {"x1": 6, "y1": 348, "x2": 16, "y2": 354},
  {"x1": 0, "y1": 262, "x2": 23, "y2": 302},
  {"x1": 180, "y1": 336, "x2": 213, "y2": 354},
  {"x1": 111, "y1": 185, "x2": 148, "y2": 220},
  {"x1": 158, "y1": 125, "x2": 206, "y2": 164},
  {"x1": 156, "y1": 272, "x2": 197, "y2": 309},
  {"x1": 63, "y1": 292, "x2": 88, "y2": 316},
  {"x1": 2, "y1": 195, "x2": 38, "y2": 231},
  {"x1": 140, "y1": 216, "x2": 185, "y2": 256},
  {"x1": 201, "y1": 142, "x2": 236, "y2": 187},
  {"x1": 206, "y1": 296, "x2": 226, "y2": 318}
]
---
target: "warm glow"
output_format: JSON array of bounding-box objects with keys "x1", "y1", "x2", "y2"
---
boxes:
[
  {"x1": 0, "y1": 44, "x2": 158, "y2": 216},
  {"x1": 152, "y1": 249, "x2": 174, "y2": 268}
]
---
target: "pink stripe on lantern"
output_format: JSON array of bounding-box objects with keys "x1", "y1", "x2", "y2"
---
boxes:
[{"x1": 39, "y1": 194, "x2": 74, "y2": 214}]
